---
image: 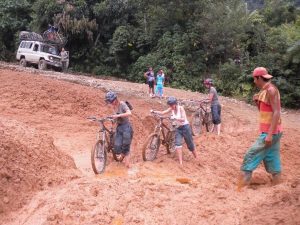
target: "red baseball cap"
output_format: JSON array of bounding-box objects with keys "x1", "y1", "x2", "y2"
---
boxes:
[{"x1": 252, "y1": 67, "x2": 273, "y2": 79}]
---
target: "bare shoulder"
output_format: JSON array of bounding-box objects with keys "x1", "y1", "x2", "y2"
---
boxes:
[{"x1": 267, "y1": 85, "x2": 278, "y2": 97}]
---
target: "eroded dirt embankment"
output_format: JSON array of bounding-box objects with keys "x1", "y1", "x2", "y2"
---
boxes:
[
  {"x1": 0, "y1": 117, "x2": 80, "y2": 214},
  {"x1": 0, "y1": 63, "x2": 299, "y2": 225}
]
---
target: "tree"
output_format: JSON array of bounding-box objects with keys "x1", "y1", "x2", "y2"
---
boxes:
[{"x1": 0, "y1": 0, "x2": 32, "y2": 60}]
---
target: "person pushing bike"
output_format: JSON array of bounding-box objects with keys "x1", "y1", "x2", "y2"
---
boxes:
[
  {"x1": 105, "y1": 91, "x2": 133, "y2": 168},
  {"x1": 151, "y1": 96, "x2": 197, "y2": 166},
  {"x1": 203, "y1": 78, "x2": 221, "y2": 135}
]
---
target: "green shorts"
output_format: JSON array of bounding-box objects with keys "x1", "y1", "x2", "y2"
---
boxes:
[{"x1": 241, "y1": 132, "x2": 282, "y2": 174}]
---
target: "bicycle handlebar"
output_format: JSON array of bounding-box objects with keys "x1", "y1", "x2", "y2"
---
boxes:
[{"x1": 150, "y1": 111, "x2": 176, "y2": 121}]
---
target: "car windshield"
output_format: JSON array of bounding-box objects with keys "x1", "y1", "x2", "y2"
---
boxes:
[{"x1": 41, "y1": 44, "x2": 59, "y2": 55}]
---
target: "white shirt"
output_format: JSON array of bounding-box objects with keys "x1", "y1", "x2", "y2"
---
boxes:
[{"x1": 171, "y1": 105, "x2": 189, "y2": 126}]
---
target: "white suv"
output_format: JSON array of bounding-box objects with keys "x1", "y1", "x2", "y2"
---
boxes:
[{"x1": 16, "y1": 41, "x2": 68, "y2": 70}]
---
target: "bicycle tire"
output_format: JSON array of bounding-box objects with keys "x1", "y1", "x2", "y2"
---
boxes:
[
  {"x1": 191, "y1": 111, "x2": 203, "y2": 136},
  {"x1": 91, "y1": 140, "x2": 107, "y2": 174},
  {"x1": 205, "y1": 112, "x2": 213, "y2": 132},
  {"x1": 142, "y1": 133, "x2": 161, "y2": 161},
  {"x1": 166, "y1": 130, "x2": 176, "y2": 154}
]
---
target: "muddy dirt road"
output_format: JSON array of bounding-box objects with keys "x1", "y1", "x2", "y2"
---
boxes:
[{"x1": 0, "y1": 63, "x2": 299, "y2": 225}]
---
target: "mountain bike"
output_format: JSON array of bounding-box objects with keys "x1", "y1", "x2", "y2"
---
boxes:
[
  {"x1": 190, "y1": 100, "x2": 213, "y2": 136},
  {"x1": 142, "y1": 111, "x2": 177, "y2": 161},
  {"x1": 43, "y1": 26, "x2": 67, "y2": 46},
  {"x1": 87, "y1": 116, "x2": 124, "y2": 174}
]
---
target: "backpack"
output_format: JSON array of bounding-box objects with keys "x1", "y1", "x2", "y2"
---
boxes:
[{"x1": 125, "y1": 101, "x2": 133, "y2": 110}]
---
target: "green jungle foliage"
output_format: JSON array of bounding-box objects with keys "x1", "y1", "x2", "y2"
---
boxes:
[{"x1": 0, "y1": 0, "x2": 299, "y2": 108}]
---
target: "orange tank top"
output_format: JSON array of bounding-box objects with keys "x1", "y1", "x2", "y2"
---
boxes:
[{"x1": 254, "y1": 83, "x2": 282, "y2": 134}]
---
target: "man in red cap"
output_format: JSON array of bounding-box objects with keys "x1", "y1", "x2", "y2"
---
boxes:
[{"x1": 238, "y1": 67, "x2": 283, "y2": 190}]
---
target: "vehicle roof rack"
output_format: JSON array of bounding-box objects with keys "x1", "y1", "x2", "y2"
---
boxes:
[
  {"x1": 19, "y1": 31, "x2": 43, "y2": 42},
  {"x1": 19, "y1": 30, "x2": 67, "y2": 47}
]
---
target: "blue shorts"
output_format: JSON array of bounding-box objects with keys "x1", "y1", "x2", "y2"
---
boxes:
[
  {"x1": 211, "y1": 104, "x2": 221, "y2": 125},
  {"x1": 175, "y1": 124, "x2": 195, "y2": 151},
  {"x1": 241, "y1": 132, "x2": 282, "y2": 174},
  {"x1": 114, "y1": 122, "x2": 133, "y2": 155}
]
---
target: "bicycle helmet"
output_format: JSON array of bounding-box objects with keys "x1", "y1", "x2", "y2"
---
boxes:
[
  {"x1": 167, "y1": 96, "x2": 178, "y2": 106},
  {"x1": 204, "y1": 78, "x2": 213, "y2": 85},
  {"x1": 105, "y1": 91, "x2": 117, "y2": 103}
]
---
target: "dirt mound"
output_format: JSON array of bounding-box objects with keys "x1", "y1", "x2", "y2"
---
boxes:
[{"x1": 0, "y1": 118, "x2": 80, "y2": 214}]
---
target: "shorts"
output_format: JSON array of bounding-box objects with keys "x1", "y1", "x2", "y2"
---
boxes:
[
  {"x1": 175, "y1": 124, "x2": 195, "y2": 151},
  {"x1": 241, "y1": 132, "x2": 282, "y2": 174},
  {"x1": 148, "y1": 80, "x2": 154, "y2": 88},
  {"x1": 114, "y1": 122, "x2": 133, "y2": 155},
  {"x1": 211, "y1": 104, "x2": 221, "y2": 125}
]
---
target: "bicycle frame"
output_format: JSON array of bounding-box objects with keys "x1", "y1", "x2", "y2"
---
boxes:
[
  {"x1": 186, "y1": 99, "x2": 213, "y2": 135},
  {"x1": 89, "y1": 117, "x2": 115, "y2": 152},
  {"x1": 89, "y1": 116, "x2": 125, "y2": 173},
  {"x1": 154, "y1": 117, "x2": 173, "y2": 145},
  {"x1": 142, "y1": 113, "x2": 177, "y2": 161},
  {"x1": 101, "y1": 121, "x2": 115, "y2": 151}
]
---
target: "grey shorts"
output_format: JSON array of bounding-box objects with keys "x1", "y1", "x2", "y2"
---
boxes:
[
  {"x1": 114, "y1": 122, "x2": 133, "y2": 155},
  {"x1": 175, "y1": 124, "x2": 195, "y2": 151},
  {"x1": 211, "y1": 104, "x2": 221, "y2": 125}
]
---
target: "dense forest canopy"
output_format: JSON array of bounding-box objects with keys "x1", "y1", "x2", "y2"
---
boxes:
[{"x1": 0, "y1": 0, "x2": 299, "y2": 108}]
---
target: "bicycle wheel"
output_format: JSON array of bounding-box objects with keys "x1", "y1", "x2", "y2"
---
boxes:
[
  {"x1": 91, "y1": 140, "x2": 107, "y2": 174},
  {"x1": 142, "y1": 133, "x2": 161, "y2": 161},
  {"x1": 205, "y1": 112, "x2": 213, "y2": 132},
  {"x1": 166, "y1": 130, "x2": 176, "y2": 154},
  {"x1": 191, "y1": 111, "x2": 203, "y2": 136}
]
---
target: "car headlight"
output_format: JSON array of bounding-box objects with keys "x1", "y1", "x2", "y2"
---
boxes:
[{"x1": 49, "y1": 56, "x2": 53, "y2": 60}]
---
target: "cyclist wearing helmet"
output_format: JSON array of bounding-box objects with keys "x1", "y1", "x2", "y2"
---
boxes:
[
  {"x1": 151, "y1": 96, "x2": 197, "y2": 166},
  {"x1": 105, "y1": 91, "x2": 133, "y2": 168},
  {"x1": 204, "y1": 78, "x2": 221, "y2": 135}
]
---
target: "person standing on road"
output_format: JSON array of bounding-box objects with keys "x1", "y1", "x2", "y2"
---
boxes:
[
  {"x1": 105, "y1": 91, "x2": 133, "y2": 168},
  {"x1": 203, "y1": 78, "x2": 221, "y2": 135},
  {"x1": 144, "y1": 67, "x2": 155, "y2": 97},
  {"x1": 60, "y1": 47, "x2": 68, "y2": 72},
  {"x1": 238, "y1": 67, "x2": 283, "y2": 189},
  {"x1": 151, "y1": 96, "x2": 197, "y2": 166}
]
